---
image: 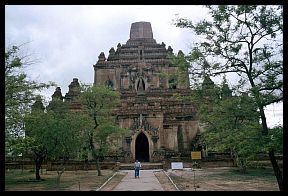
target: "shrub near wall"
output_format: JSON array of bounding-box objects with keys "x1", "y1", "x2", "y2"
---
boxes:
[
  {"x1": 5, "y1": 160, "x2": 118, "y2": 171},
  {"x1": 46, "y1": 161, "x2": 117, "y2": 171}
]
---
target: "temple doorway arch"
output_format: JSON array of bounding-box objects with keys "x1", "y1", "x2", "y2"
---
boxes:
[
  {"x1": 137, "y1": 77, "x2": 146, "y2": 91},
  {"x1": 135, "y1": 132, "x2": 149, "y2": 162}
]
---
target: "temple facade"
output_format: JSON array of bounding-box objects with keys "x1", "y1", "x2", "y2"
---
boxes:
[
  {"x1": 51, "y1": 22, "x2": 202, "y2": 162},
  {"x1": 93, "y1": 21, "x2": 201, "y2": 162}
]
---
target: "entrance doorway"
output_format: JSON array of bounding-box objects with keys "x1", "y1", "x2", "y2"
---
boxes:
[{"x1": 135, "y1": 132, "x2": 149, "y2": 162}]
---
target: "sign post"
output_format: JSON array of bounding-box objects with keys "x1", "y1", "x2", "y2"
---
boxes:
[
  {"x1": 171, "y1": 162, "x2": 183, "y2": 170},
  {"x1": 191, "y1": 151, "x2": 201, "y2": 160},
  {"x1": 191, "y1": 151, "x2": 202, "y2": 191}
]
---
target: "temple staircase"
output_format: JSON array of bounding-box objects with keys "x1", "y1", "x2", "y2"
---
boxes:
[{"x1": 119, "y1": 162, "x2": 163, "y2": 170}]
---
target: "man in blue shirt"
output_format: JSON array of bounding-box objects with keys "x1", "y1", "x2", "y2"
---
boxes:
[{"x1": 134, "y1": 160, "x2": 141, "y2": 178}]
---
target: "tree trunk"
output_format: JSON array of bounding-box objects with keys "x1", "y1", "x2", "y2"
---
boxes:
[
  {"x1": 269, "y1": 149, "x2": 283, "y2": 191},
  {"x1": 35, "y1": 157, "x2": 44, "y2": 180},
  {"x1": 56, "y1": 158, "x2": 69, "y2": 190},
  {"x1": 91, "y1": 146, "x2": 102, "y2": 176},
  {"x1": 56, "y1": 168, "x2": 65, "y2": 188},
  {"x1": 259, "y1": 110, "x2": 283, "y2": 191},
  {"x1": 35, "y1": 162, "x2": 41, "y2": 180},
  {"x1": 258, "y1": 106, "x2": 268, "y2": 135},
  {"x1": 257, "y1": 104, "x2": 282, "y2": 190},
  {"x1": 95, "y1": 157, "x2": 102, "y2": 176}
]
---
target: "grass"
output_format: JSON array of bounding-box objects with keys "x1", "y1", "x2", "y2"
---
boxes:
[
  {"x1": 5, "y1": 169, "x2": 116, "y2": 191},
  {"x1": 205, "y1": 167, "x2": 277, "y2": 181}
]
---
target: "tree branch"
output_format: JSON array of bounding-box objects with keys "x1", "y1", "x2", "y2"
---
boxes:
[
  {"x1": 262, "y1": 97, "x2": 283, "y2": 107},
  {"x1": 259, "y1": 83, "x2": 283, "y2": 92},
  {"x1": 254, "y1": 29, "x2": 282, "y2": 46},
  {"x1": 211, "y1": 70, "x2": 246, "y2": 76}
]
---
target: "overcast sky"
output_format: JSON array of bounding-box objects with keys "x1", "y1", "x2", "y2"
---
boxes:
[{"x1": 5, "y1": 5, "x2": 283, "y2": 128}]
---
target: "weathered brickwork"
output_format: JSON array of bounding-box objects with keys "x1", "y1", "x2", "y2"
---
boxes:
[
  {"x1": 93, "y1": 22, "x2": 200, "y2": 162},
  {"x1": 50, "y1": 22, "x2": 201, "y2": 162}
]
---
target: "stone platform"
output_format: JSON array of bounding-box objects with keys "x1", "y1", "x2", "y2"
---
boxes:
[{"x1": 119, "y1": 162, "x2": 163, "y2": 170}]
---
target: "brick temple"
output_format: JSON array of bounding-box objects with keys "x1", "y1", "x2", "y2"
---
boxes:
[{"x1": 50, "y1": 22, "x2": 202, "y2": 162}]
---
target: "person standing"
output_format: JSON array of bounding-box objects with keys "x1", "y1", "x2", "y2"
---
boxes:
[{"x1": 134, "y1": 160, "x2": 141, "y2": 178}]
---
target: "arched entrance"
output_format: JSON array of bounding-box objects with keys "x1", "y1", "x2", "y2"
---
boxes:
[
  {"x1": 135, "y1": 132, "x2": 149, "y2": 162},
  {"x1": 137, "y1": 78, "x2": 145, "y2": 91}
]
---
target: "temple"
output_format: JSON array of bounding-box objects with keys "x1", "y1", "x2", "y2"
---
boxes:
[{"x1": 50, "y1": 22, "x2": 202, "y2": 162}]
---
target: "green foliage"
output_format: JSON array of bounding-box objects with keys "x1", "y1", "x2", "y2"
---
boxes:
[
  {"x1": 173, "y1": 6, "x2": 283, "y2": 161},
  {"x1": 79, "y1": 84, "x2": 127, "y2": 158},
  {"x1": 266, "y1": 125, "x2": 283, "y2": 153},
  {"x1": 193, "y1": 81, "x2": 264, "y2": 172},
  {"x1": 24, "y1": 106, "x2": 90, "y2": 161},
  {"x1": 79, "y1": 84, "x2": 120, "y2": 122},
  {"x1": 174, "y1": 5, "x2": 283, "y2": 109},
  {"x1": 158, "y1": 53, "x2": 190, "y2": 88},
  {"x1": 12, "y1": 96, "x2": 92, "y2": 180},
  {"x1": 5, "y1": 45, "x2": 55, "y2": 157}
]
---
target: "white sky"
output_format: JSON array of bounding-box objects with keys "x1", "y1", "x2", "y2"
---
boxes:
[{"x1": 5, "y1": 5, "x2": 283, "y2": 128}]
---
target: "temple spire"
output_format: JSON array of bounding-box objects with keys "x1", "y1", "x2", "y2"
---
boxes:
[{"x1": 130, "y1": 21, "x2": 153, "y2": 39}]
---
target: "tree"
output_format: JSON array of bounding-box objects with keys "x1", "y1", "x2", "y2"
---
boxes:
[
  {"x1": 79, "y1": 84, "x2": 127, "y2": 176},
  {"x1": 5, "y1": 45, "x2": 54, "y2": 158},
  {"x1": 194, "y1": 77, "x2": 263, "y2": 172},
  {"x1": 22, "y1": 97, "x2": 90, "y2": 181},
  {"x1": 174, "y1": 5, "x2": 283, "y2": 190},
  {"x1": 51, "y1": 112, "x2": 91, "y2": 187},
  {"x1": 18, "y1": 97, "x2": 48, "y2": 180}
]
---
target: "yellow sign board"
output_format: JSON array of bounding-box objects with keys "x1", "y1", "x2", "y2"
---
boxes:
[{"x1": 191, "y1": 151, "x2": 201, "y2": 160}]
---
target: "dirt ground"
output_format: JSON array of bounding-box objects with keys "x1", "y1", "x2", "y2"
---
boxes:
[
  {"x1": 97, "y1": 167, "x2": 279, "y2": 191},
  {"x1": 5, "y1": 170, "x2": 117, "y2": 191},
  {"x1": 155, "y1": 167, "x2": 279, "y2": 191},
  {"x1": 154, "y1": 170, "x2": 177, "y2": 191},
  {"x1": 97, "y1": 172, "x2": 127, "y2": 191},
  {"x1": 5, "y1": 167, "x2": 279, "y2": 191}
]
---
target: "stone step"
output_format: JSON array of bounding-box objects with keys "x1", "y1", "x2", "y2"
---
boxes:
[{"x1": 119, "y1": 162, "x2": 163, "y2": 170}]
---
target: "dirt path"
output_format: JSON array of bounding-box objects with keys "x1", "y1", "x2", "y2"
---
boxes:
[{"x1": 99, "y1": 170, "x2": 164, "y2": 191}]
